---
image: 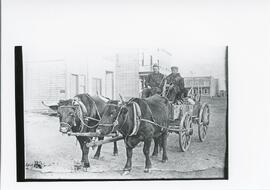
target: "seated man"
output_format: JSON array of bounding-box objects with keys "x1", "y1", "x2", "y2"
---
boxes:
[
  {"x1": 160, "y1": 66, "x2": 186, "y2": 102},
  {"x1": 165, "y1": 66, "x2": 184, "y2": 87},
  {"x1": 142, "y1": 64, "x2": 165, "y2": 98}
]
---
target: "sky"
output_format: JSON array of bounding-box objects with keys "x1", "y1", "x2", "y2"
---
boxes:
[
  {"x1": 168, "y1": 45, "x2": 226, "y2": 85},
  {"x1": 4, "y1": 0, "x2": 255, "y2": 91}
]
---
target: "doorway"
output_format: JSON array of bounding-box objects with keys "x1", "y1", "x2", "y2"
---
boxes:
[
  {"x1": 92, "y1": 78, "x2": 102, "y2": 95},
  {"x1": 105, "y1": 71, "x2": 114, "y2": 99},
  {"x1": 70, "y1": 74, "x2": 78, "y2": 97}
]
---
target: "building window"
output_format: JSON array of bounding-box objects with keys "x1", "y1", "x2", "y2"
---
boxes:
[
  {"x1": 105, "y1": 71, "x2": 114, "y2": 99},
  {"x1": 92, "y1": 78, "x2": 102, "y2": 95},
  {"x1": 204, "y1": 88, "x2": 209, "y2": 94},
  {"x1": 70, "y1": 74, "x2": 86, "y2": 97}
]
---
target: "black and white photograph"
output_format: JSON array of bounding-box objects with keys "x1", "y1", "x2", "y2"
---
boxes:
[
  {"x1": 2, "y1": 0, "x2": 270, "y2": 189},
  {"x1": 20, "y1": 45, "x2": 228, "y2": 180}
]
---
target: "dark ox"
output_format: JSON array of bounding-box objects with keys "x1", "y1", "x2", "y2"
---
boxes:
[
  {"x1": 47, "y1": 93, "x2": 118, "y2": 168},
  {"x1": 141, "y1": 87, "x2": 162, "y2": 98},
  {"x1": 96, "y1": 94, "x2": 170, "y2": 174}
]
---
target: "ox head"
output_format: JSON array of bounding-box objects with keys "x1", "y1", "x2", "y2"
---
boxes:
[
  {"x1": 96, "y1": 94, "x2": 130, "y2": 136},
  {"x1": 96, "y1": 100, "x2": 122, "y2": 136},
  {"x1": 43, "y1": 99, "x2": 81, "y2": 133}
]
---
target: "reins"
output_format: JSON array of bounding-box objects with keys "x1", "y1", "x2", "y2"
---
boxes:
[{"x1": 140, "y1": 118, "x2": 167, "y2": 130}]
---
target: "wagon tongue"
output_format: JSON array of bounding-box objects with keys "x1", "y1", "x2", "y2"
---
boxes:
[{"x1": 66, "y1": 131, "x2": 102, "y2": 137}]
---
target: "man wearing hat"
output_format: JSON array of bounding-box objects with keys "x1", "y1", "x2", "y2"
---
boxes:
[
  {"x1": 165, "y1": 66, "x2": 184, "y2": 86},
  {"x1": 144, "y1": 64, "x2": 165, "y2": 94},
  {"x1": 161, "y1": 66, "x2": 186, "y2": 100}
]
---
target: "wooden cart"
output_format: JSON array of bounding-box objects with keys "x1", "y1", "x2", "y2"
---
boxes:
[{"x1": 167, "y1": 93, "x2": 210, "y2": 152}]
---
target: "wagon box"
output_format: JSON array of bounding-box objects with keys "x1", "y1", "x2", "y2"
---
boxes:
[{"x1": 169, "y1": 104, "x2": 182, "y2": 120}]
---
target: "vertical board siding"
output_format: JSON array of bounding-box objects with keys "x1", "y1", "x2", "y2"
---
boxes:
[
  {"x1": 24, "y1": 60, "x2": 66, "y2": 111},
  {"x1": 115, "y1": 53, "x2": 140, "y2": 100}
]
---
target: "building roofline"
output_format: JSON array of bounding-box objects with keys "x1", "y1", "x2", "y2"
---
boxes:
[{"x1": 159, "y1": 48, "x2": 172, "y2": 56}]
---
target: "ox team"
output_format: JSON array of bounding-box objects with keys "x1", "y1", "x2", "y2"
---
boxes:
[{"x1": 50, "y1": 64, "x2": 189, "y2": 174}]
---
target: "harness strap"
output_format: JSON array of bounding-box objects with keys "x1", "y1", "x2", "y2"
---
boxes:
[
  {"x1": 73, "y1": 98, "x2": 87, "y2": 113},
  {"x1": 85, "y1": 117, "x2": 100, "y2": 122},
  {"x1": 140, "y1": 118, "x2": 167, "y2": 130},
  {"x1": 129, "y1": 101, "x2": 166, "y2": 136},
  {"x1": 111, "y1": 104, "x2": 124, "y2": 132},
  {"x1": 85, "y1": 94, "x2": 101, "y2": 120},
  {"x1": 73, "y1": 98, "x2": 100, "y2": 130},
  {"x1": 129, "y1": 102, "x2": 141, "y2": 136}
]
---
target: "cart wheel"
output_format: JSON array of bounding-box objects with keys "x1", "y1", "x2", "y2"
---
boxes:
[
  {"x1": 179, "y1": 112, "x2": 192, "y2": 152},
  {"x1": 198, "y1": 103, "x2": 210, "y2": 142}
]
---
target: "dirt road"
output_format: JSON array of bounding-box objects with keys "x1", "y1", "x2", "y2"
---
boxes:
[{"x1": 24, "y1": 97, "x2": 227, "y2": 179}]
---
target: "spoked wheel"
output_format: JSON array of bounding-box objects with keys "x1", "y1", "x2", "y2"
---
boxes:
[
  {"x1": 198, "y1": 103, "x2": 210, "y2": 142},
  {"x1": 179, "y1": 113, "x2": 193, "y2": 152}
]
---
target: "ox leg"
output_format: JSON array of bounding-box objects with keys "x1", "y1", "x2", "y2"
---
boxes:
[
  {"x1": 93, "y1": 137, "x2": 104, "y2": 159},
  {"x1": 143, "y1": 139, "x2": 152, "y2": 173},
  {"x1": 123, "y1": 137, "x2": 140, "y2": 174},
  {"x1": 152, "y1": 137, "x2": 159, "y2": 157},
  {"x1": 79, "y1": 140, "x2": 84, "y2": 164},
  {"x1": 122, "y1": 146, "x2": 133, "y2": 175},
  {"x1": 78, "y1": 137, "x2": 90, "y2": 168},
  {"x1": 113, "y1": 141, "x2": 118, "y2": 156},
  {"x1": 82, "y1": 143, "x2": 90, "y2": 168},
  {"x1": 159, "y1": 135, "x2": 163, "y2": 152},
  {"x1": 161, "y1": 132, "x2": 169, "y2": 163}
]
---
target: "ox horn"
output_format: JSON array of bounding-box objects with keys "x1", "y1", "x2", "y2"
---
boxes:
[
  {"x1": 41, "y1": 101, "x2": 59, "y2": 111},
  {"x1": 119, "y1": 94, "x2": 125, "y2": 104}
]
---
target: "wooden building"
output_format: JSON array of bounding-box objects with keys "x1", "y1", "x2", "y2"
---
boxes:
[
  {"x1": 184, "y1": 76, "x2": 219, "y2": 97},
  {"x1": 23, "y1": 48, "x2": 172, "y2": 111},
  {"x1": 24, "y1": 55, "x2": 115, "y2": 111}
]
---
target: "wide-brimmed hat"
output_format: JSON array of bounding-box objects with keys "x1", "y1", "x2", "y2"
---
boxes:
[
  {"x1": 171, "y1": 66, "x2": 178, "y2": 70},
  {"x1": 153, "y1": 64, "x2": 159, "y2": 68}
]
